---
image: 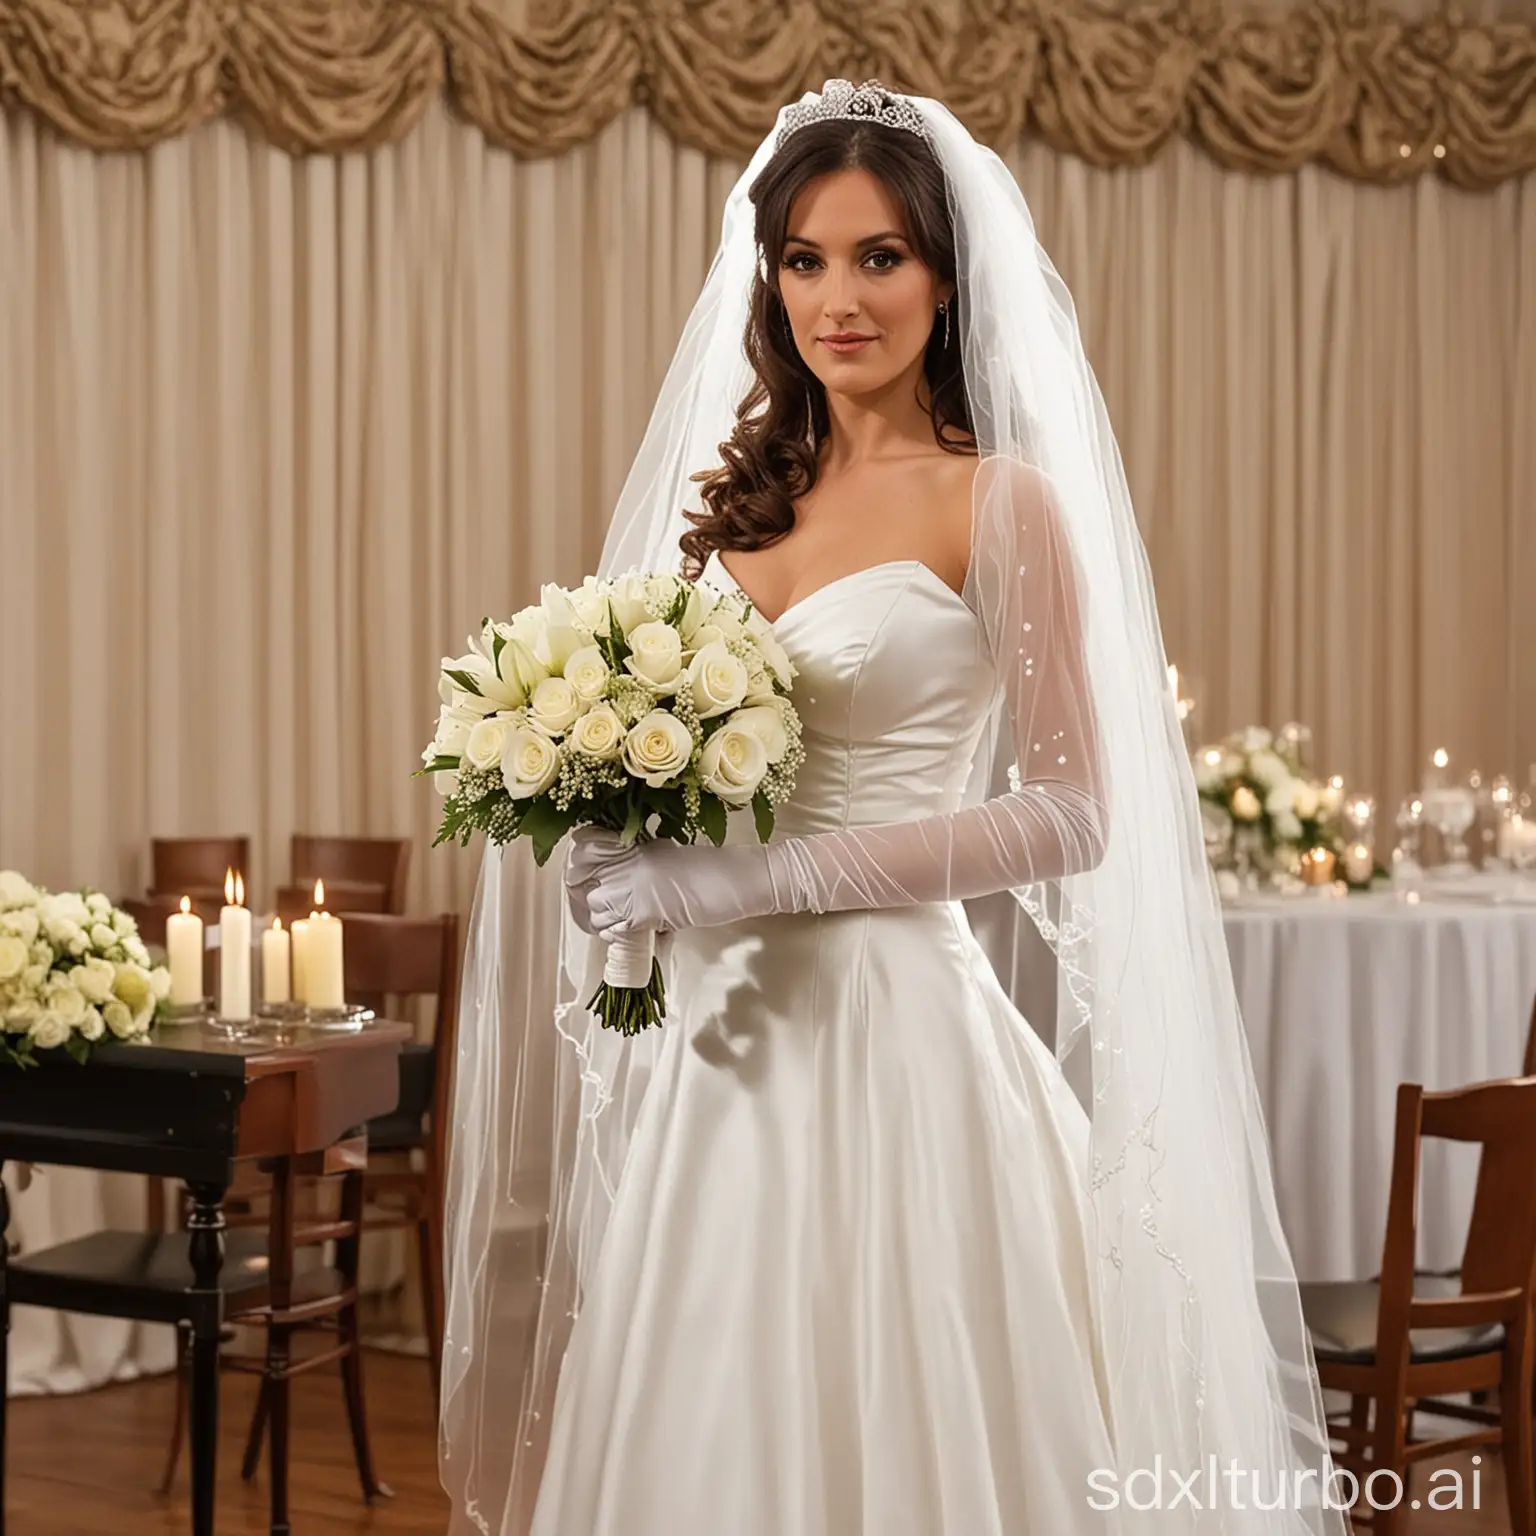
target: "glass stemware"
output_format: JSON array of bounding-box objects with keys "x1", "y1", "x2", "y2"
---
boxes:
[
  {"x1": 1392, "y1": 795, "x2": 1425, "y2": 887},
  {"x1": 1423, "y1": 782, "x2": 1477, "y2": 874}
]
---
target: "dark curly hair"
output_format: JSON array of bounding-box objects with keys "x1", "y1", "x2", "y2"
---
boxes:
[{"x1": 679, "y1": 116, "x2": 975, "y2": 579}]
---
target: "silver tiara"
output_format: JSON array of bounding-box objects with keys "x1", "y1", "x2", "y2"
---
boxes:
[{"x1": 774, "y1": 79, "x2": 931, "y2": 151}]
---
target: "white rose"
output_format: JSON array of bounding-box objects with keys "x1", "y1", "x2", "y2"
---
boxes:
[
  {"x1": 42, "y1": 891, "x2": 89, "y2": 929},
  {"x1": 29, "y1": 941, "x2": 51, "y2": 968},
  {"x1": 726, "y1": 704, "x2": 789, "y2": 763},
  {"x1": 0, "y1": 871, "x2": 39, "y2": 910},
  {"x1": 42, "y1": 982, "x2": 87, "y2": 1026},
  {"x1": 112, "y1": 963, "x2": 157, "y2": 1031},
  {"x1": 23, "y1": 963, "x2": 48, "y2": 992},
  {"x1": 625, "y1": 621, "x2": 685, "y2": 692},
  {"x1": 1193, "y1": 749, "x2": 1227, "y2": 793},
  {"x1": 1292, "y1": 782, "x2": 1321, "y2": 820},
  {"x1": 0, "y1": 908, "x2": 39, "y2": 944},
  {"x1": 501, "y1": 726, "x2": 561, "y2": 800},
  {"x1": 85, "y1": 892, "x2": 111, "y2": 918},
  {"x1": 89, "y1": 922, "x2": 118, "y2": 952},
  {"x1": 570, "y1": 705, "x2": 625, "y2": 761},
  {"x1": 741, "y1": 652, "x2": 778, "y2": 708},
  {"x1": 74, "y1": 956, "x2": 117, "y2": 1005},
  {"x1": 124, "y1": 936, "x2": 151, "y2": 968},
  {"x1": 622, "y1": 711, "x2": 695, "y2": 787},
  {"x1": 687, "y1": 641, "x2": 749, "y2": 719},
  {"x1": 29, "y1": 1012, "x2": 71, "y2": 1051},
  {"x1": 1265, "y1": 780, "x2": 1297, "y2": 818},
  {"x1": 1240, "y1": 726, "x2": 1274, "y2": 754},
  {"x1": 464, "y1": 716, "x2": 511, "y2": 773},
  {"x1": 743, "y1": 611, "x2": 795, "y2": 688},
  {"x1": 102, "y1": 999, "x2": 136, "y2": 1039},
  {"x1": 151, "y1": 965, "x2": 172, "y2": 1001},
  {"x1": 1273, "y1": 810, "x2": 1304, "y2": 843},
  {"x1": 111, "y1": 908, "x2": 136, "y2": 937},
  {"x1": 1231, "y1": 785, "x2": 1262, "y2": 822},
  {"x1": 1248, "y1": 749, "x2": 1290, "y2": 791},
  {"x1": 80, "y1": 1007, "x2": 105, "y2": 1042},
  {"x1": 698, "y1": 725, "x2": 768, "y2": 806},
  {"x1": 0, "y1": 935, "x2": 25, "y2": 982},
  {"x1": 564, "y1": 645, "x2": 611, "y2": 704},
  {"x1": 528, "y1": 677, "x2": 583, "y2": 736},
  {"x1": 607, "y1": 573, "x2": 652, "y2": 636}
]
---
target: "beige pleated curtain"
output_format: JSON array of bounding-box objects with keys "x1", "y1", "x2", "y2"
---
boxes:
[{"x1": 2, "y1": 96, "x2": 1532, "y2": 925}]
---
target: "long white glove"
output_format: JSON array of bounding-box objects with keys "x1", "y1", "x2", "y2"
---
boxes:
[{"x1": 566, "y1": 463, "x2": 1111, "y2": 941}]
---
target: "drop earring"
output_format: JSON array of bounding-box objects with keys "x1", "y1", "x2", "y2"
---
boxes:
[{"x1": 940, "y1": 299, "x2": 951, "y2": 350}]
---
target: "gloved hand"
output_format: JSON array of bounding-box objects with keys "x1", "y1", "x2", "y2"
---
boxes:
[{"x1": 564, "y1": 827, "x2": 781, "y2": 939}]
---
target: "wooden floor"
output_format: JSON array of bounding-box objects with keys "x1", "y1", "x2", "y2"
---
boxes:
[
  {"x1": 5, "y1": 1353, "x2": 1521, "y2": 1533},
  {"x1": 9, "y1": 1350, "x2": 448, "y2": 1534}
]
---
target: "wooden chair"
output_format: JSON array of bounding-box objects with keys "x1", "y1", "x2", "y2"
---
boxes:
[
  {"x1": 156, "y1": 1135, "x2": 388, "y2": 1518},
  {"x1": 1300, "y1": 1076, "x2": 1536, "y2": 1534},
  {"x1": 290, "y1": 834, "x2": 412, "y2": 914},
  {"x1": 148, "y1": 837, "x2": 251, "y2": 901},
  {"x1": 245, "y1": 913, "x2": 460, "y2": 1427}
]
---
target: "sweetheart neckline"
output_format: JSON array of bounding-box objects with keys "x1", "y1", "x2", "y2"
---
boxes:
[{"x1": 705, "y1": 552, "x2": 970, "y2": 627}]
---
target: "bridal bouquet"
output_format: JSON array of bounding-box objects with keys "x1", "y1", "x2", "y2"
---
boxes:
[
  {"x1": 420, "y1": 572, "x2": 804, "y2": 1034},
  {"x1": 1194, "y1": 727, "x2": 1342, "y2": 882},
  {"x1": 0, "y1": 871, "x2": 172, "y2": 1067}
]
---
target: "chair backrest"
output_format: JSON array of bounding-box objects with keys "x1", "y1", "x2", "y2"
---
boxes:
[
  {"x1": 340, "y1": 913, "x2": 462, "y2": 1166},
  {"x1": 291, "y1": 835, "x2": 411, "y2": 914},
  {"x1": 1524, "y1": 991, "x2": 1535, "y2": 1078},
  {"x1": 1379, "y1": 1076, "x2": 1536, "y2": 1325},
  {"x1": 149, "y1": 837, "x2": 251, "y2": 900}
]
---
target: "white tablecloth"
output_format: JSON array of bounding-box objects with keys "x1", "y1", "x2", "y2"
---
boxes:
[{"x1": 1225, "y1": 889, "x2": 1536, "y2": 1282}]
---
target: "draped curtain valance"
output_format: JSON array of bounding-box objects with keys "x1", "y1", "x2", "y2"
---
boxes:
[{"x1": 0, "y1": 0, "x2": 1532, "y2": 186}]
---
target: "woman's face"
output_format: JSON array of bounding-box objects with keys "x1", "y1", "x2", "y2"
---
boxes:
[{"x1": 777, "y1": 168, "x2": 951, "y2": 401}]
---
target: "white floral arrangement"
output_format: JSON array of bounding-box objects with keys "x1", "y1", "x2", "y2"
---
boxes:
[
  {"x1": 0, "y1": 871, "x2": 172, "y2": 1067},
  {"x1": 420, "y1": 571, "x2": 804, "y2": 1034},
  {"x1": 1194, "y1": 727, "x2": 1342, "y2": 881}
]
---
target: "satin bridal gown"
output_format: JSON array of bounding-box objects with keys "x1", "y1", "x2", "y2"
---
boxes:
[{"x1": 530, "y1": 553, "x2": 1119, "y2": 1536}]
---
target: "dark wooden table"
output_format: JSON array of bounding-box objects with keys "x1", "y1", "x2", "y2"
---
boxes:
[{"x1": 0, "y1": 1018, "x2": 410, "y2": 1536}]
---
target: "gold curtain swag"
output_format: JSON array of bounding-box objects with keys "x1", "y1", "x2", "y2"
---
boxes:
[{"x1": 0, "y1": 1, "x2": 1532, "y2": 187}]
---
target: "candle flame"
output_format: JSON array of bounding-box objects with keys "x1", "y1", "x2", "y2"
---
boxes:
[
  {"x1": 179, "y1": 895, "x2": 191, "y2": 915},
  {"x1": 1433, "y1": 748, "x2": 1449, "y2": 769},
  {"x1": 1328, "y1": 775, "x2": 1344, "y2": 791},
  {"x1": 224, "y1": 868, "x2": 235, "y2": 904},
  {"x1": 235, "y1": 872, "x2": 245, "y2": 906},
  {"x1": 272, "y1": 916, "x2": 282, "y2": 932},
  {"x1": 1203, "y1": 748, "x2": 1223, "y2": 767},
  {"x1": 314, "y1": 878, "x2": 325, "y2": 907}
]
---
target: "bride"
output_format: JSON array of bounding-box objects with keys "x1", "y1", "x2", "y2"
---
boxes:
[{"x1": 440, "y1": 81, "x2": 1345, "y2": 1535}]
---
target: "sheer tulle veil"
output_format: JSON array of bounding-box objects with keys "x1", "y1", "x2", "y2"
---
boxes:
[{"x1": 439, "y1": 83, "x2": 1345, "y2": 1535}]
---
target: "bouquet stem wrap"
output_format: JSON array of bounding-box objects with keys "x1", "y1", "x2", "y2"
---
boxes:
[{"x1": 602, "y1": 930, "x2": 655, "y2": 989}]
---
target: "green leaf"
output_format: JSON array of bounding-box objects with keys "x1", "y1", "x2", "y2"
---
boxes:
[
  {"x1": 444, "y1": 667, "x2": 483, "y2": 698},
  {"x1": 752, "y1": 791, "x2": 775, "y2": 844},
  {"x1": 491, "y1": 628, "x2": 507, "y2": 671},
  {"x1": 621, "y1": 796, "x2": 645, "y2": 847},
  {"x1": 664, "y1": 585, "x2": 689, "y2": 627},
  {"x1": 699, "y1": 795, "x2": 728, "y2": 847},
  {"x1": 65, "y1": 1035, "x2": 91, "y2": 1065},
  {"x1": 519, "y1": 798, "x2": 578, "y2": 867},
  {"x1": 416, "y1": 755, "x2": 460, "y2": 776}
]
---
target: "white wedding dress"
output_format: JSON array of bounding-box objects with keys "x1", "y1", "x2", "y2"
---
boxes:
[{"x1": 529, "y1": 554, "x2": 1120, "y2": 1535}]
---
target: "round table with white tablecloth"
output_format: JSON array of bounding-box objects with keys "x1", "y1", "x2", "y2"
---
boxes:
[{"x1": 1223, "y1": 885, "x2": 1536, "y2": 1283}]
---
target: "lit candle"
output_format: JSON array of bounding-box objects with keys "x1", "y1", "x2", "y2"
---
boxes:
[
  {"x1": 218, "y1": 869, "x2": 252, "y2": 1021},
  {"x1": 1301, "y1": 847, "x2": 1337, "y2": 886},
  {"x1": 306, "y1": 900, "x2": 346, "y2": 1011},
  {"x1": 262, "y1": 917, "x2": 291, "y2": 1005},
  {"x1": 166, "y1": 896, "x2": 203, "y2": 1007},
  {"x1": 1343, "y1": 843, "x2": 1374, "y2": 884},
  {"x1": 291, "y1": 918, "x2": 311, "y2": 1004}
]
